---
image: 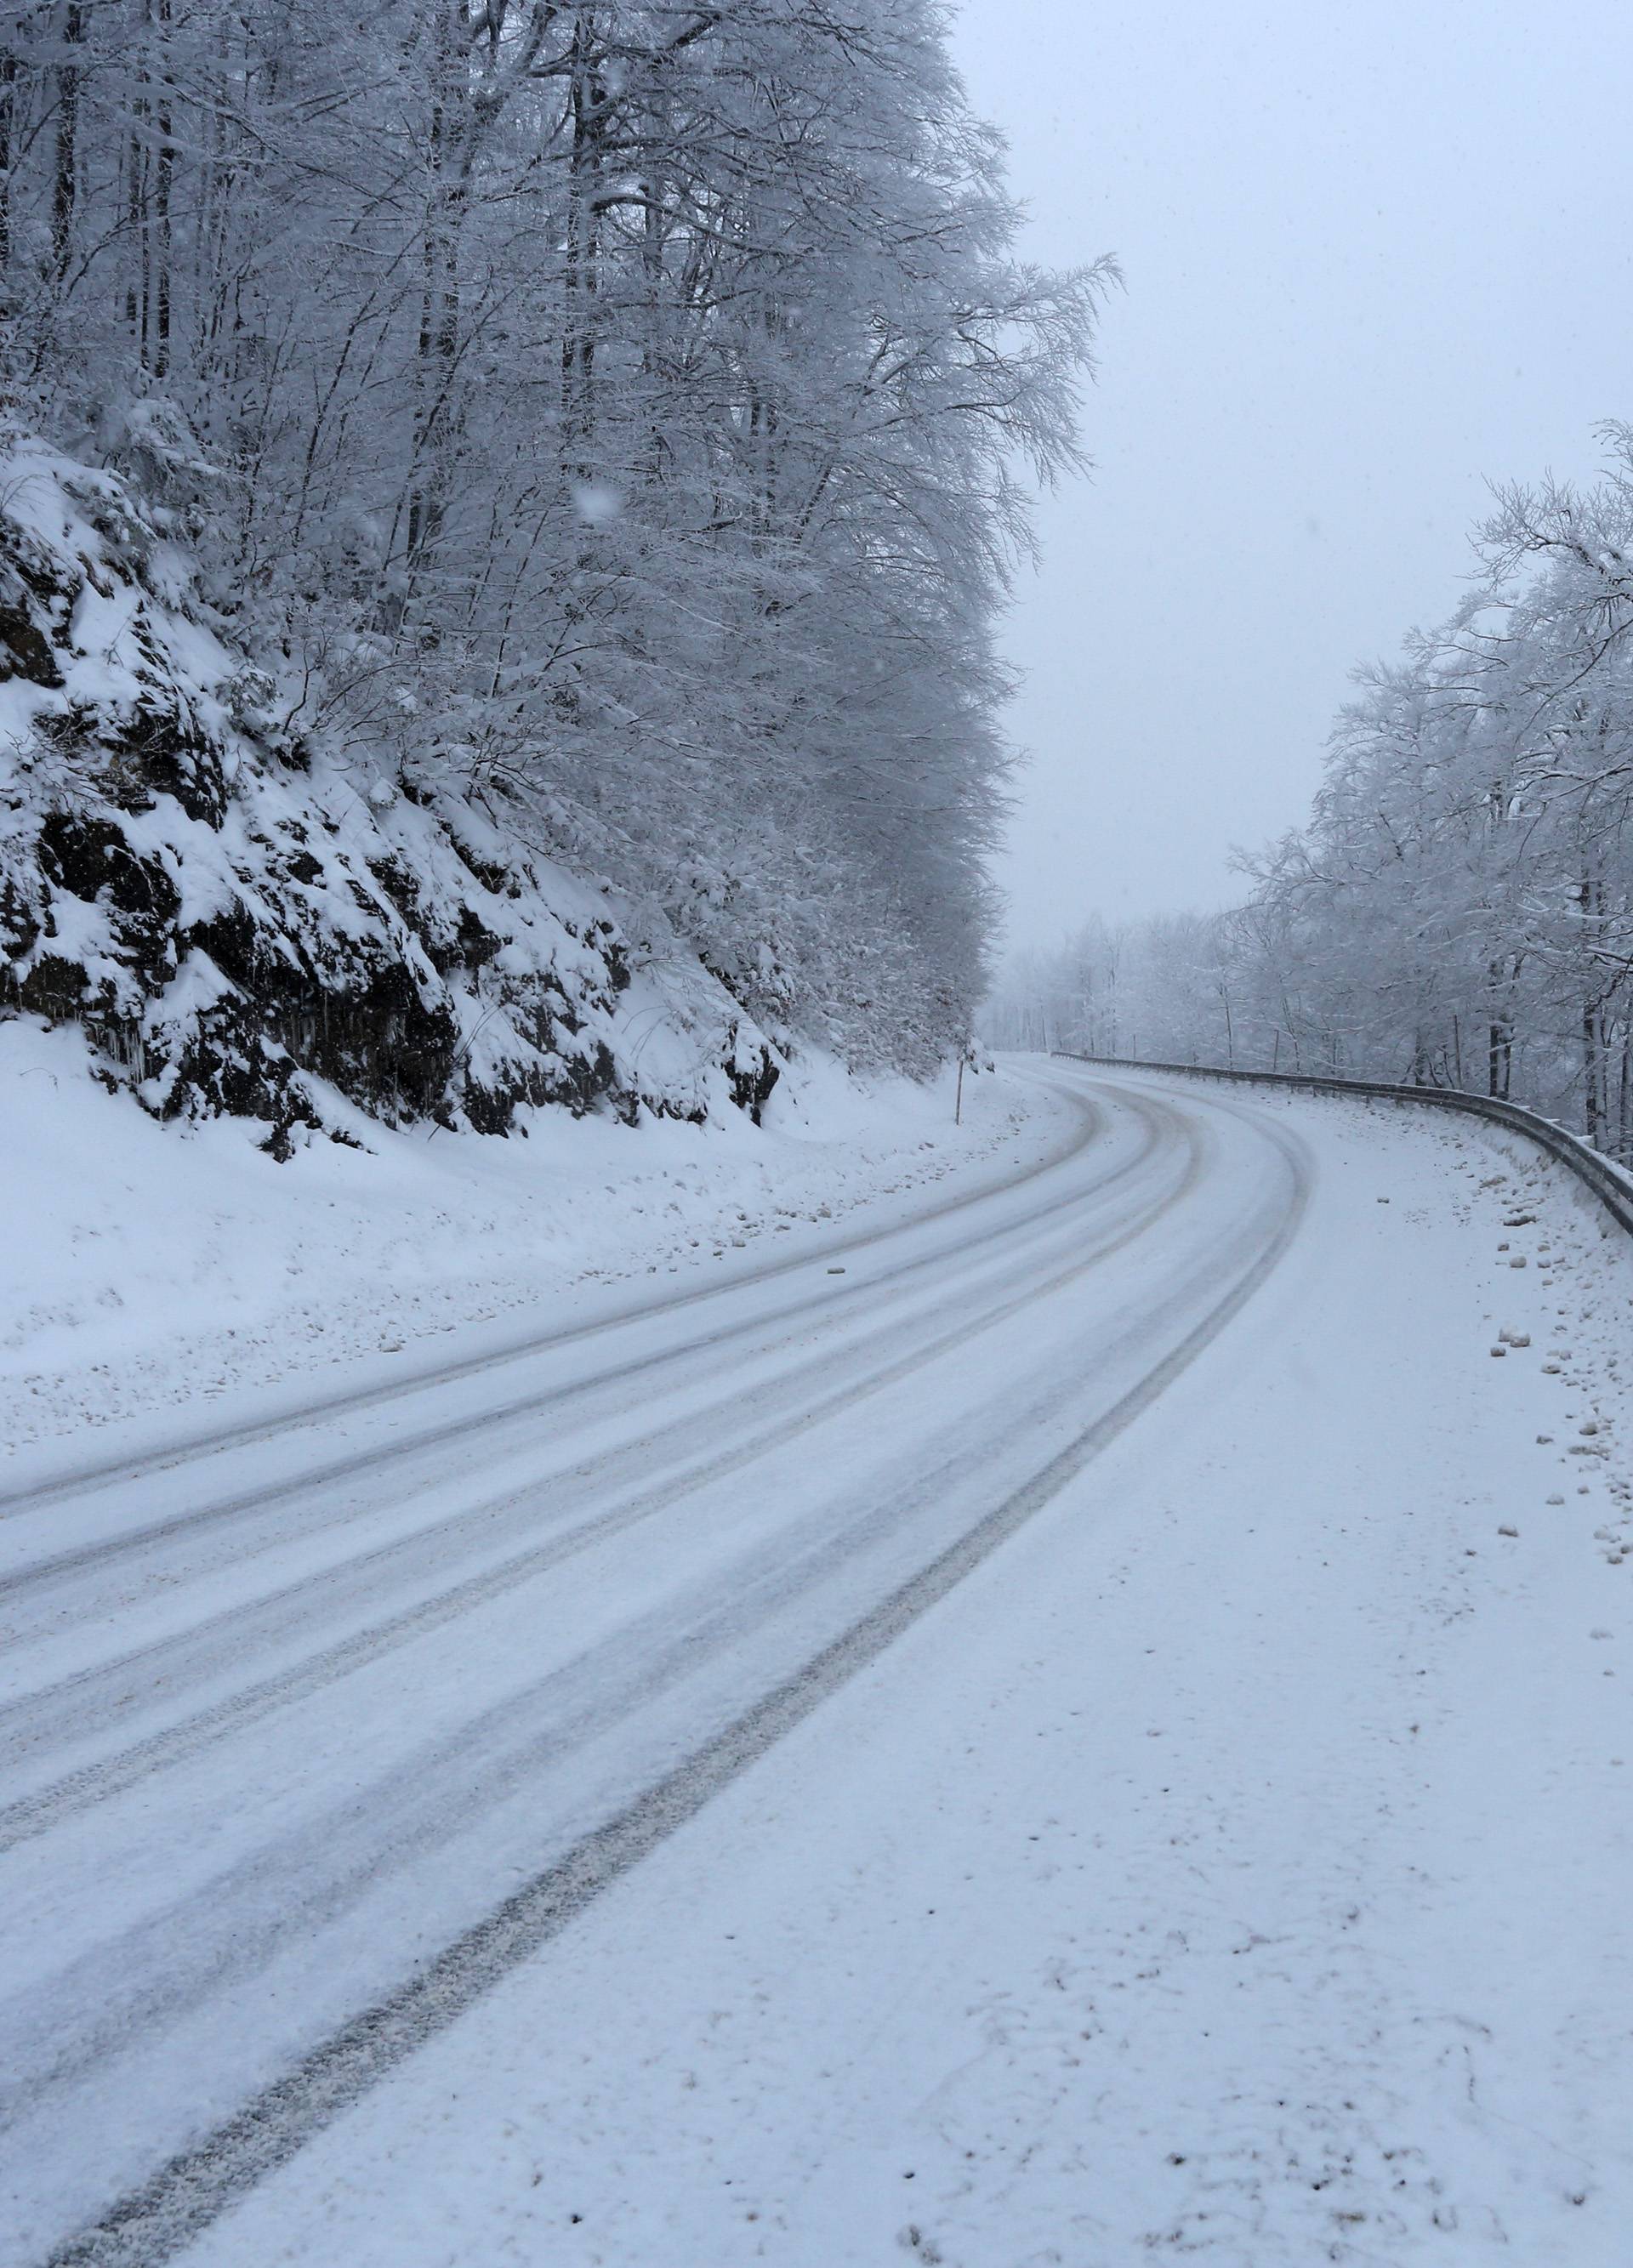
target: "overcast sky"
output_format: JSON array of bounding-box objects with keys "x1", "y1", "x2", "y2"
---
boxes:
[{"x1": 949, "y1": 0, "x2": 1633, "y2": 949}]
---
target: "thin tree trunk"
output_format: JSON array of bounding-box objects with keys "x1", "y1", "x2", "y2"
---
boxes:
[
  {"x1": 51, "y1": 1, "x2": 84, "y2": 287},
  {"x1": 1581, "y1": 871, "x2": 1605, "y2": 1145},
  {"x1": 151, "y1": 0, "x2": 172, "y2": 378},
  {"x1": 1584, "y1": 997, "x2": 1602, "y2": 1148},
  {"x1": 403, "y1": 0, "x2": 469, "y2": 622},
  {"x1": 560, "y1": 11, "x2": 602, "y2": 482},
  {"x1": 0, "y1": 43, "x2": 18, "y2": 290},
  {"x1": 1488, "y1": 1020, "x2": 1510, "y2": 1099}
]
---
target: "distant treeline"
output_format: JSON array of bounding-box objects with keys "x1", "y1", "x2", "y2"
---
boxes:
[{"x1": 987, "y1": 446, "x2": 1633, "y2": 1161}]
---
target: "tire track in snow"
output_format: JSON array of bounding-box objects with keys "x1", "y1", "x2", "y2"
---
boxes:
[
  {"x1": 0, "y1": 1083, "x2": 1104, "y2": 1528},
  {"x1": 0, "y1": 1098, "x2": 1202, "y2": 1849},
  {"x1": 28, "y1": 1086, "x2": 1310, "y2": 2268},
  {"x1": 0, "y1": 1092, "x2": 1118, "y2": 1612}
]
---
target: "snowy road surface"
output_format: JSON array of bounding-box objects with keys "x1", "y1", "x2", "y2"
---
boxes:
[{"x1": 3, "y1": 1062, "x2": 1631, "y2": 2265}]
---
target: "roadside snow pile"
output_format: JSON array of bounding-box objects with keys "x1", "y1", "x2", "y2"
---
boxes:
[
  {"x1": 0, "y1": 423, "x2": 779, "y2": 1149},
  {"x1": 0, "y1": 1023, "x2": 1052, "y2": 1452}
]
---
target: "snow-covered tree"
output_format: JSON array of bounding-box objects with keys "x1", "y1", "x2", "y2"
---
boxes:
[
  {"x1": 987, "y1": 435, "x2": 1633, "y2": 1158},
  {"x1": 0, "y1": 0, "x2": 1108, "y2": 1084}
]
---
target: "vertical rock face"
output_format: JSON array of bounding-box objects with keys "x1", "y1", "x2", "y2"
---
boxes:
[{"x1": 0, "y1": 433, "x2": 780, "y2": 1147}]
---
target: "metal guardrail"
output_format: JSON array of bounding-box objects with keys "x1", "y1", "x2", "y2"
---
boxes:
[{"x1": 1050, "y1": 1051, "x2": 1633, "y2": 1241}]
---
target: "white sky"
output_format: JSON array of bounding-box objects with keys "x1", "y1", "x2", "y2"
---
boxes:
[{"x1": 949, "y1": 0, "x2": 1633, "y2": 947}]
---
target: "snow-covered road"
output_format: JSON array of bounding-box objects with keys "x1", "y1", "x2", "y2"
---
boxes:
[{"x1": 3, "y1": 1062, "x2": 1630, "y2": 2265}]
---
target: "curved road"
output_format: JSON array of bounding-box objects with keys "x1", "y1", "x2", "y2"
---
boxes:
[{"x1": 0, "y1": 1066, "x2": 1308, "y2": 2266}]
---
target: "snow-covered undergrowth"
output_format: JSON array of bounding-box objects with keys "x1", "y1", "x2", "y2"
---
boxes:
[
  {"x1": 0, "y1": 1020, "x2": 1044, "y2": 1455},
  {"x1": 0, "y1": 426, "x2": 779, "y2": 1149}
]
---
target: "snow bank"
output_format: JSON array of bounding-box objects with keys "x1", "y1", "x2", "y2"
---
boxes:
[{"x1": 0, "y1": 1020, "x2": 1046, "y2": 1452}]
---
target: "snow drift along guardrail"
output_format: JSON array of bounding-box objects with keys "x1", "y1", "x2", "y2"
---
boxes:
[{"x1": 1051, "y1": 1053, "x2": 1633, "y2": 1242}]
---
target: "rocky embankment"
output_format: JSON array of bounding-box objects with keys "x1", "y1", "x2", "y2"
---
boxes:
[{"x1": 0, "y1": 428, "x2": 779, "y2": 1153}]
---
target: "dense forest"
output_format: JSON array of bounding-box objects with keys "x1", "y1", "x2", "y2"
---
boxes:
[
  {"x1": 0, "y1": 0, "x2": 1103, "y2": 1139},
  {"x1": 987, "y1": 444, "x2": 1633, "y2": 1162}
]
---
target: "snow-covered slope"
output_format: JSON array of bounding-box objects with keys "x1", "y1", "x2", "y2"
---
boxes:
[{"x1": 0, "y1": 424, "x2": 780, "y2": 1149}]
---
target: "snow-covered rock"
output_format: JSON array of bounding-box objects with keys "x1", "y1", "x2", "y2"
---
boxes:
[{"x1": 0, "y1": 426, "x2": 781, "y2": 1149}]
